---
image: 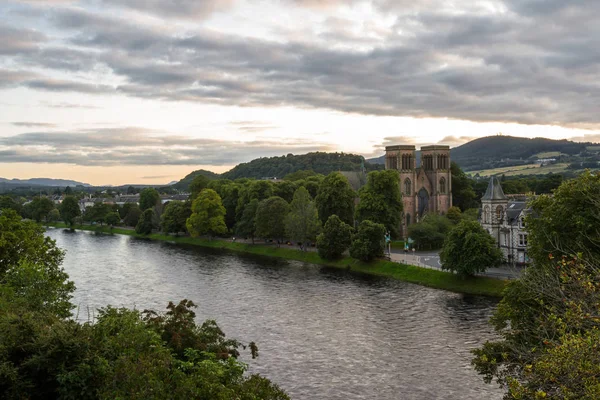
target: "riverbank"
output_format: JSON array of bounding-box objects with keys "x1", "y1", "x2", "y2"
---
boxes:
[{"x1": 45, "y1": 223, "x2": 507, "y2": 297}]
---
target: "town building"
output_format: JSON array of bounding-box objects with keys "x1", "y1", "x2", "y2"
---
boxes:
[
  {"x1": 384, "y1": 144, "x2": 452, "y2": 237},
  {"x1": 479, "y1": 177, "x2": 529, "y2": 265}
]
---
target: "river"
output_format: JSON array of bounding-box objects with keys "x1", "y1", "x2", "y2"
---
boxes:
[{"x1": 46, "y1": 228, "x2": 503, "y2": 400}]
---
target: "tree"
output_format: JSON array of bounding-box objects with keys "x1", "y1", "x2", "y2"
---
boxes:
[
  {"x1": 186, "y1": 189, "x2": 227, "y2": 239},
  {"x1": 316, "y1": 215, "x2": 353, "y2": 260},
  {"x1": 0, "y1": 196, "x2": 22, "y2": 214},
  {"x1": 349, "y1": 220, "x2": 386, "y2": 262},
  {"x1": 47, "y1": 209, "x2": 60, "y2": 223},
  {"x1": 29, "y1": 196, "x2": 55, "y2": 222},
  {"x1": 355, "y1": 170, "x2": 403, "y2": 237},
  {"x1": 123, "y1": 205, "x2": 142, "y2": 227},
  {"x1": 64, "y1": 186, "x2": 73, "y2": 195},
  {"x1": 235, "y1": 180, "x2": 274, "y2": 223},
  {"x1": 446, "y1": 206, "x2": 462, "y2": 224},
  {"x1": 408, "y1": 213, "x2": 454, "y2": 250},
  {"x1": 139, "y1": 188, "x2": 159, "y2": 211},
  {"x1": 450, "y1": 162, "x2": 478, "y2": 211},
  {"x1": 472, "y1": 172, "x2": 600, "y2": 398},
  {"x1": 235, "y1": 199, "x2": 259, "y2": 243},
  {"x1": 315, "y1": 172, "x2": 356, "y2": 226},
  {"x1": 0, "y1": 209, "x2": 66, "y2": 281},
  {"x1": 160, "y1": 201, "x2": 191, "y2": 235},
  {"x1": 84, "y1": 202, "x2": 111, "y2": 225},
  {"x1": 59, "y1": 196, "x2": 81, "y2": 228},
  {"x1": 136, "y1": 209, "x2": 156, "y2": 234},
  {"x1": 284, "y1": 187, "x2": 321, "y2": 249},
  {"x1": 189, "y1": 175, "x2": 210, "y2": 199},
  {"x1": 440, "y1": 220, "x2": 504, "y2": 277},
  {"x1": 105, "y1": 212, "x2": 120, "y2": 228},
  {"x1": 255, "y1": 196, "x2": 290, "y2": 244}
]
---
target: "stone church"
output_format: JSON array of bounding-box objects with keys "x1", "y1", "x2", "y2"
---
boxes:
[{"x1": 384, "y1": 144, "x2": 452, "y2": 237}]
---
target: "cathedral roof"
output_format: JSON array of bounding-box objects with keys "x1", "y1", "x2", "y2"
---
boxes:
[{"x1": 482, "y1": 176, "x2": 508, "y2": 201}]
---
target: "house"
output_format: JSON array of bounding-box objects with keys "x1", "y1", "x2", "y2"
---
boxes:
[{"x1": 479, "y1": 177, "x2": 529, "y2": 265}]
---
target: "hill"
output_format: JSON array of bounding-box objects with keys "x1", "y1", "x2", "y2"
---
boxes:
[
  {"x1": 171, "y1": 169, "x2": 221, "y2": 191},
  {"x1": 220, "y1": 152, "x2": 383, "y2": 180},
  {"x1": 368, "y1": 135, "x2": 597, "y2": 172},
  {"x1": 0, "y1": 177, "x2": 90, "y2": 187}
]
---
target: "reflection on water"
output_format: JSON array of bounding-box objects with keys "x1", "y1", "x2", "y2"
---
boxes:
[{"x1": 47, "y1": 229, "x2": 503, "y2": 400}]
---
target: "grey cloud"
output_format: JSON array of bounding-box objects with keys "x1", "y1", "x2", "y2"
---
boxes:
[
  {"x1": 0, "y1": 128, "x2": 335, "y2": 166},
  {"x1": 100, "y1": 0, "x2": 234, "y2": 19},
  {"x1": 0, "y1": 25, "x2": 46, "y2": 54},
  {"x1": 12, "y1": 122, "x2": 57, "y2": 128},
  {"x1": 3, "y1": 1, "x2": 600, "y2": 129}
]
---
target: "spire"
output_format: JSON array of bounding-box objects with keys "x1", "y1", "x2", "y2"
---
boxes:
[{"x1": 482, "y1": 176, "x2": 507, "y2": 201}]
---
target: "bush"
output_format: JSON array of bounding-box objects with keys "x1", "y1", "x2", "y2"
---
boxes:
[{"x1": 316, "y1": 215, "x2": 353, "y2": 260}]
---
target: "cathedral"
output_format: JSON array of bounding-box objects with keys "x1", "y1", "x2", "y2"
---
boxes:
[{"x1": 384, "y1": 144, "x2": 452, "y2": 237}]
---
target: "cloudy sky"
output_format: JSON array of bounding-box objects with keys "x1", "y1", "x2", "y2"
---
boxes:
[{"x1": 1, "y1": 0, "x2": 599, "y2": 185}]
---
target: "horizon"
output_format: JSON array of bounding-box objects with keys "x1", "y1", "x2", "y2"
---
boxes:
[{"x1": 1, "y1": 0, "x2": 599, "y2": 185}]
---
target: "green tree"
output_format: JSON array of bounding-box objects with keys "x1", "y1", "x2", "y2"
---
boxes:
[
  {"x1": 284, "y1": 187, "x2": 321, "y2": 249},
  {"x1": 136, "y1": 209, "x2": 156, "y2": 234},
  {"x1": 139, "y1": 188, "x2": 160, "y2": 211},
  {"x1": 349, "y1": 220, "x2": 386, "y2": 262},
  {"x1": 235, "y1": 199, "x2": 259, "y2": 243},
  {"x1": 315, "y1": 172, "x2": 356, "y2": 226},
  {"x1": 0, "y1": 196, "x2": 22, "y2": 214},
  {"x1": 408, "y1": 213, "x2": 454, "y2": 250},
  {"x1": 47, "y1": 208, "x2": 60, "y2": 223},
  {"x1": 472, "y1": 172, "x2": 600, "y2": 399},
  {"x1": 84, "y1": 202, "x2": 111, "y2": 225},
  {"x1": 29, "y1": 196, "x2": 55, "y2": 222},
  {"x1": 119, "y1": 202, "x2": 134, "y2": 219},
  {"x1": 450, "y1": 162, "x2": 478, "y2": 211},
  {"x1": 186, "y1": 189, "x2": 227, "y2": 239},
  {"x1": 123, "y1": 204, "x2": 142, "y2": 227},
  {"x1": 316, "y1": 215, "x2": 353, "y2": 260},
  {"x1": 255, "y1": 196, "x2": 290, "y2": 244},
  {"x1": 273, "y1": 180, "x2": 298, "y2": 203},
  {"x1": 355, "y1": 170, "x2": 402, "y2": 237},
  {"x1": 189, "y1": 175, "x2": 210, "y2": 199},
  {"x1": 59, "y1": 196, "x2": 81, "y2": 228},
  {"x1": 446, "y1": 206, "x2": 462, "y2": 224},
  {"x1": 161, "y1": 201, "x2": 191, "y2": 235},
  {"x1": 440, "y1": 220, "x2": 504, "y2": 277},
  {"x1": 105, "y1": 211, "x2": 120, "y2": 228},
  {"x1": 235, "y1": 180, "x2": 274, "y2": 223}
]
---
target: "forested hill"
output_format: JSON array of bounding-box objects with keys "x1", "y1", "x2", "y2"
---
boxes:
[
  {"x1": 171, "y1": 169, "x2": 221, "y2": 190},
  {"x1": 368, "y1": 135, "x2": 593, "y2": 171},
  {"x1": 451, "y1": 136, "x2": 588, "y2": 170},
  {"x1": 220, "y1": 152, "x2": 383, "y2": 180}
]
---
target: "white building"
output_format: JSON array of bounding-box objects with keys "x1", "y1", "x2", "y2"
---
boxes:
[{"x1": 480, "y1": 177, "x2": 529, "y2": 265}]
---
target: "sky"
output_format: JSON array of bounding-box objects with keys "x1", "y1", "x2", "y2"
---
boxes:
[{"x1": 1, "y1": 0, "x2": 599, "y2": 185}]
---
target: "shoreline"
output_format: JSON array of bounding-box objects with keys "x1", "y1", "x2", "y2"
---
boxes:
[{"x1": 45, "y1": 223, "x2": 507, "y2": 298}]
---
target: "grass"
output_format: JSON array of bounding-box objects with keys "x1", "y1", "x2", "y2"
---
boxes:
[
  {"x1": 534, "y1": 151, "x2": 561, "y2": 158},
  {"x1": 587, "y1": 146, "x2": 600, "y2": 152},
  {"x1": 46, "y1": 223, "x2": 508, "y2": 298},
  {"x1": 468, "y1": 163, "x2": 570, "y2": 177}
]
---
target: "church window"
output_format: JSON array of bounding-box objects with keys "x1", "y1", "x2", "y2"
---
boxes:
[
  {"x1": 439, "y1": 177, "x2": 446, "y2": 194},
  {"x1": 406, "y1": 213, "x2": 411, "y2": 226},
  {"x1": 496, "y1": 206, "x2": 504, "y2": 222},
  {"x1": 520, "y1": 216, "x2": 526, "y2": 228},
  {"x1": 404, "y1": 178, "x2": 412, "y2": 196},
  {"x1": 483, "y1": 205, "x2": 490, "y2": 223}
]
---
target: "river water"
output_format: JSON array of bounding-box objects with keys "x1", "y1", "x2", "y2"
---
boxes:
[{"x1": 46, "y1": 229, "x2": 503, "y2": 400}]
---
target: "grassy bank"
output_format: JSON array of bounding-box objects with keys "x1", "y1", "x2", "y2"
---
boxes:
[{"x1": 46, "y1": 223, "x2": 507, "y2": 297}]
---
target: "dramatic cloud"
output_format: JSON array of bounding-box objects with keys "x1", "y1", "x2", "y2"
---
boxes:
[
  {"x1": 2, "y1": 0, "x2": 600, "y2": 129},
  {"x1": 0, "y1": 128, "x2": 335, "y2": 166}
]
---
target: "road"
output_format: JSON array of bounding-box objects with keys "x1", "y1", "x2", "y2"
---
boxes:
[{"x1": 389, "y1": 249, "x2": 522, "y2": 279}]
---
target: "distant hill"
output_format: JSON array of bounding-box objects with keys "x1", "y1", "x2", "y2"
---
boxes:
[
  {"x1": 368, "y1": 136, "x2": 596, "y2": 172},
  {"x1": 171, "y1": 169, "x2": 221, "y2": 191},
  {"x1": 220, "y1": 152, "x2": 383, "y2": 180},
  {"x1": 0, "y1": 177, "x2": 90, "y2": 187}
]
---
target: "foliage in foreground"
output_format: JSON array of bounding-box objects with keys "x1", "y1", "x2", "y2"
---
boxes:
[
  {"x1": 472, "y1": 171, "x2": 600, "y2": 399},
  {"x1": 0, "y1": 209, "x2": 289, "y2": 400}
]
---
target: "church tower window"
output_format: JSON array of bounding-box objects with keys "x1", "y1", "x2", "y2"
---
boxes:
[
  {"x1": 404, "y1": 178, "x2": 412, "y2": 196},
  {"x1": 439, "y1": 177, "x2": 446, "y2": 194}
]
